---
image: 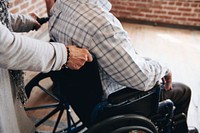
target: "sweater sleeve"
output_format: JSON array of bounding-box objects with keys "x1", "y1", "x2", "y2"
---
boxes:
[
  {"x1": 9, "y1": 13, "x2": 36, "y2": 32},
  {"x1": 0, "y1": 22, "x2": 67, "y2": 72}
]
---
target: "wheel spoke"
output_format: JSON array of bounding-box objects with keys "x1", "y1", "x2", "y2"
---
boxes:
[
  {"x1": 25, "y1": 72, "x2": 85, "y2": 133},
  {"x1": 53, "y1": 108, "x2": 65, "y2": 133},
  {"x1": 38, "y1": 84, "x2": 60, "y2": 102},
  {"x1": 35, "y1": 106, "x2": 61, "y2": 127},
  {"x1": 24, "y1": 103, "x2": 59, "y2": 111}
]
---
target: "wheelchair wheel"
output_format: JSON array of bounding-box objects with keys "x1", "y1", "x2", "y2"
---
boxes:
[
  {"x1": 24, "y1": 72, "x2": 86, "y2": 133},
  {"x1": 86, "y1": 114, "x2": 158, "y2": 133}
]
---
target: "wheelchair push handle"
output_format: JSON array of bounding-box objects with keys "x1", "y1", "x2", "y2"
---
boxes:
[{"x1": 37, "y1": 17, "x2": 49, "y2": 25}]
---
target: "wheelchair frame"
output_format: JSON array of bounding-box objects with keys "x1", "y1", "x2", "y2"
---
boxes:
[{"x1": 24, "y1": 59, "x2": 186, "y2": 133}]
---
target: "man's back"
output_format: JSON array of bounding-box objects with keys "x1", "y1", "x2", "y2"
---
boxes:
[{"x1": 49, "y1": 0, "x2": 168, "y2": 99}]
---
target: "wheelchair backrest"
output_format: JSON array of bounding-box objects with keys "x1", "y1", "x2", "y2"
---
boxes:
[{"x1": 50, "y1": 54, "x2": 104, "y2": 126}]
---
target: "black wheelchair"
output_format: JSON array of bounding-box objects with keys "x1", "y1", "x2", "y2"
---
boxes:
[{"x1": 24, "y1": 56, "x2": 188, "y2": 133}]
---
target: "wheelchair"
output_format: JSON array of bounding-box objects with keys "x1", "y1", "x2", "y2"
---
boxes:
[{"x1": 24, "y1": 56, "x2": 188, "y2": 133}]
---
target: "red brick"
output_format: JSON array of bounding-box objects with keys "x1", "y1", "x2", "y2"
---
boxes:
[
  {"x1": 168, "y1": 1, "x2": 175, "y2": 5},
  {"x1": 173, "y1": 17, "x2": 187, "y2": 21},
  {"x1": 163, "y1": 6, "x2": 177, "y2": 10},
  {"x1": 194, "y1": 9, "x2": 200, "y2": 12},
  {"x1": 182, "y1": 13, "x2": 197, "y2": 17},
  {"x1": 27, "y1": 5, "x2": 35, "y2": 12},
  {"x1": 188, "y1": 18, "x2": 200, "y2": 22},
  {"x1": 191, "y1": 3, "x2": 198, "y2": 7},
  {"x1": 145, "y1": 14, "x2": 158, "y2": 18},
  {"x1": 20, "y1": 2, "x2": 29, "y2": 10},
  {"x1": 154, "y1": 10, "x2": 167, "y2": 14},
  {"x1": 10, "y1": 7, "x2": 19, "y2": 14},
  {"x1": 159, "y1": 15, "x2": 172, "y2": 19},
  {"x1": 175, "y1": 2, "x2": 182, "y2": 6},
  {"x1": 168, "y1": 12, "x2": 182, "y2": 16},
  {"x1": 183, "y1": 3, "x2": 190, "y2": 7},
  {"x1": 31, "y1": 0, "x2": 37, "y2": 4},
  {"x1": 178, "y1": 8, "x2": 192, "y2": 12},
  {"x1": 14, "y1": 0, "x2": 23, "y2": 6}
]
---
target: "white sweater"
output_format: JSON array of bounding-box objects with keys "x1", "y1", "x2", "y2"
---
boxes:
[
  {"x1": 0, "y1": 13, "x2": 67, "y2": 133},
  {"x1": 0, "y1": 14, "x2": 67, "y2": 72}
]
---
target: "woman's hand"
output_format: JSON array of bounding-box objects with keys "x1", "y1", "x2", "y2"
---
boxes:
[
  {"x1": 29, "y1": 13, "x2": 41, "y2": 30},
  {"x1": 66, "y1": 45, "x2": 93, "y2": 70}
]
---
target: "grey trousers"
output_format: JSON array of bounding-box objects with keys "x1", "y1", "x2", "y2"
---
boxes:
[{"x1": 160, "y1": 82, "x2": 191, "y2": 117}]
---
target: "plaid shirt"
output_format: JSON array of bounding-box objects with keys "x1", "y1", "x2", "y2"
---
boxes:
[{"x1": 49, "y1": 0, "x2": 168, "y2": 99}]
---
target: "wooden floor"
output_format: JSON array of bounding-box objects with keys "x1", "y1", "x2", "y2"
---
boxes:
[
  {"x1": 24, "y1": 22, "x2": 200, "y2": 132},
  {"x1": 121, "y1": 22, "x2": 200, "y2": 131}
]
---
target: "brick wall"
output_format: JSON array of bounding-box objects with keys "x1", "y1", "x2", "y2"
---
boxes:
[
  {"x1": 8, "y1": 0, "x2": 200, "y2": 33},
  {"x1": 8, "y1": 0, "x2": 48, "y2": 39},
  {"x1": 110, "y1": 0, "x2": 200, "y2": 28}
]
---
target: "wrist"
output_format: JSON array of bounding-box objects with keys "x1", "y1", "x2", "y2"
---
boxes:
[
  {"x1": 66, "y1": 46, "x2": 70, "y2": 64},
  {"x1": 63, "y1": 46, "x2": 70, "y2": 68}
]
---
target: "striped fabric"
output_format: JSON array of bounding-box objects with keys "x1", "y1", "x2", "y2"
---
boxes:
[
  {"x1": 0, "y1": 0, "x2": 27, "y2": 104},
  {"x1": 49, "y1": 0, "x2": 168, "y2": 99}
]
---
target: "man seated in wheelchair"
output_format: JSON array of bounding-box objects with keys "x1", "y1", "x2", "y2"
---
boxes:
[{"x1": 48, "y1": 0, "x2": 198, "y2": 132}]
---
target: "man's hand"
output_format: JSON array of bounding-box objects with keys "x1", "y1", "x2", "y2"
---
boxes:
[
  {"x1": 162, "y1": 70, "x2": 172, "y2": 91},
  {"x1": 66, "y1": 45, "x2": 93, "y2": 70}
]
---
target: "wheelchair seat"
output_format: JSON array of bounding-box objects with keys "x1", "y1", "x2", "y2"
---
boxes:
[{"x1": 90, "y1": 84, "x2": 161, "y2": 125}]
